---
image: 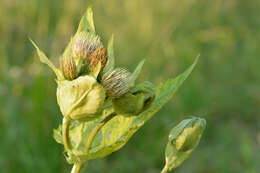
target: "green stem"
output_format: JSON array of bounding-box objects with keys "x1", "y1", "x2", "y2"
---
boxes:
[
  {"x1": 62, "y1": 117, "x2": 71, "y2": 151},
  {"x1": 85, "y1": 113, "x2": 116, "y2": 152},
  {"x1": 161, "y1": 164, "x2": 169, "y2": 173},
  {"x1": 71, "y1": 163, "x2": 85, "y2": 173},
  {"x1": 161, "y1": 158, "x2": 169, "y2": 173}
]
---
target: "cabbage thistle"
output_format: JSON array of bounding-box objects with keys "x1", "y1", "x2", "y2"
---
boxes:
[{"x1": 31, "y1": 7, "x2": 205, "y2": 173}]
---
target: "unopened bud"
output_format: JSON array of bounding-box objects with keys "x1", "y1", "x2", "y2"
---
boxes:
[
  {"x1": 60, "y1": 55, "x2": 78, "y2": 80},
  {"x1": 164, "y1": 117, "x2": 206, "y2": 171},
  {"x1": 102, "y1": 68, "x2": 132, "y2": 98},
  {"x1": 171, "y1": 117, "x2": 206, "y2": 152},
  {"x1": 88, "y1": 46, "x2": 108, "y2": 72},
  {"x1": 72, "y1": 32, "x2": 102, "y2": 60}
]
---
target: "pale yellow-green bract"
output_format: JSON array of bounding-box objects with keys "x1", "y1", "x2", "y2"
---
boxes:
[{"x1": 56, "y1": 75, "x2": 106, "y2": 120}]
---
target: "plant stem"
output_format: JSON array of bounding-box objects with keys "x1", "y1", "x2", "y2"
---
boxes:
[
  {"x1": 62, "y1": 117, "x2": 71, "y2": 150},
  {"x1": 161, "y1": 164, "x2": 169, "y2": 173},
  {"x1": 71, "y1": 163, "x2": 85, "y2": 173},
  {"x1": 85, "y1": 113, "x2": 116, "y2": 152},
  {"x1": 161, "y1": 158, "x2": 169, "y2": 173}
]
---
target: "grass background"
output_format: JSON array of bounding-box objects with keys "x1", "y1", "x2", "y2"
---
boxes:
[{"x1": 0, "y1": 0, "x2": 259, "y2": 172}]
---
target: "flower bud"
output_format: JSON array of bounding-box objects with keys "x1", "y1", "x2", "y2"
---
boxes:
[
  {"x1": 101, "y1": 68, "x2": 132, "y2": 98},
  {"x1": 88, "y1": 46, "x2": 108, "y2": 73},
  {"x1": 60, "y1": 55, "x2": 78, "y2": 80},
  {"x1": 170, "y1": 117, "x2": 206, "y2": 152},
  {"x1": 72, "y1": 32, "x2": 102, "y2": 60},
  {"x1": 164, "y1": 117, "x2": 206, "y2": 170}
]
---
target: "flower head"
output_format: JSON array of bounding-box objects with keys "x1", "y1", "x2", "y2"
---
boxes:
[
  {"x1": 88, "y1": 46, "x2": 108, "y2": 72},
  {"x1": 102, "y1": 68, "x2": 132, "y2": 98},
  {"x1": 60, "y1": 55, "x2": 78, "y2": 80},
  {"x1": 72, "y1": 32, "x2": 102, "y2": 60}
]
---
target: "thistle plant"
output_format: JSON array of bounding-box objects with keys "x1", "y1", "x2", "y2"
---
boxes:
[{"x1": 31, "y1": 7, "x2": 206, "y2": 173}]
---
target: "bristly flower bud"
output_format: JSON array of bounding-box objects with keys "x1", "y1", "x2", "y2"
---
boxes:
[
  {"x1": 60, "y1": 55, "x2": 78, "y2": 80},
  {"x1": 88, "y1": 46, "x2": 108, "y2": 72},
  {"x1": 102, "y1": 68, "x2": 132, "y2": 98},
  {"x1": 72, "y1": 31, "x2": 102, "y2": 60}
]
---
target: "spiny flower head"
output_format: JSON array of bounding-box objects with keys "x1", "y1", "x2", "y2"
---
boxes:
[
  {"x1": 102, "y1": 68, "x2": 132, "y2": 98},
  {"x1": 60, "y1": 55, "x2": 78, "y2": 80},
  {"x1": 88, "y1": 46, "x2": 108, "y2": 72}
]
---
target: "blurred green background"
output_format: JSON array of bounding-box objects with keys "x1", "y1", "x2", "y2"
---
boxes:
[{"x1": 0, "y1": 0, "x2": 260, "y2": 172}]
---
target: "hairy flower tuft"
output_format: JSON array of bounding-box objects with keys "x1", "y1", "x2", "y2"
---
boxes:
[
  {"x1": 102, "y1": 68, "x2": 132, "y2": 98},
  {"x1": 88, "y1": 46, "x2": 108, "y2": 72},
  {"x1": 60, "y1": 55, "x2": 78, "y2": 80}
]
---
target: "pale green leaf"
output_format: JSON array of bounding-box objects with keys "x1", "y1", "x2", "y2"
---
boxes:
[
  {"x1": 30, "y1": 39, "x2": 63, "y2": 80},
  {"x1": 76, "y1": 6, "x2": 95, "y2": 34},
  {"x1": 54, "y1": 57, "x2": 198, "y2": 164},
  {"x1": 102, "y1": 34, "x2": 115, "y2": 75},
  {"x1": 130, "y1": 59, "x2": 145, "y2": 87}
]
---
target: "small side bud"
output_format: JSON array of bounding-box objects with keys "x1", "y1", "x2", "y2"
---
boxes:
[
  {"x1": 171, "y1": 117, "x2": 206, "y2": 152},
  {"x1": 60, "y1": 55, "x2": 78, "y2": 80},
  {"x1": 88, "y1": 46, "x2": 108, "y2": 73},
  {"x1": 102, "y1": 68, "x2": 132, "y2": 98},
  {"x1": 72, "y1": 32, "x2": 102, "y2": 60},
  {"x1": 164, "y1": 117, "x2": 206, "y2": 171}
]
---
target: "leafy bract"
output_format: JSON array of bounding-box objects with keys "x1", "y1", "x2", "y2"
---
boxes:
[
  {"x1": 56, "y1": 75, "x2": 105, "y2": 120},
  {"x1": 102, "y1": 34, "x2": 115, "y2": 76},
  {"x1": 30, "y1": 39, "x2": 63, "y2": 80},
  {"x1": 130, "y1": 59, "x2": 145, "y2": 87},
  {"x1": 53, "y1": 57, "x2": 199, "y2": 164}
]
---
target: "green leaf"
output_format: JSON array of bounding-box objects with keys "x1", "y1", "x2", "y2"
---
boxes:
[
  {"x1": 54, "y1": 57, "x2": 198, "y2": 164},
  {"x1": 130, "y1": 59, "x2": 145, "y2": 87},
  {"x1": 30, "y1": 39, "x2": 63, "y2": 80},
  {"x1": 163, "y1": 117, "x2": 206, "y2": 172},
  {"x1": 102, "y1": 34, "x2": 115, "y2": 75}
]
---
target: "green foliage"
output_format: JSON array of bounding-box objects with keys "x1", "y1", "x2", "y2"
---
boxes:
[{"x1": 1, "y1": 0, "x2": 260, "y2": 172}]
